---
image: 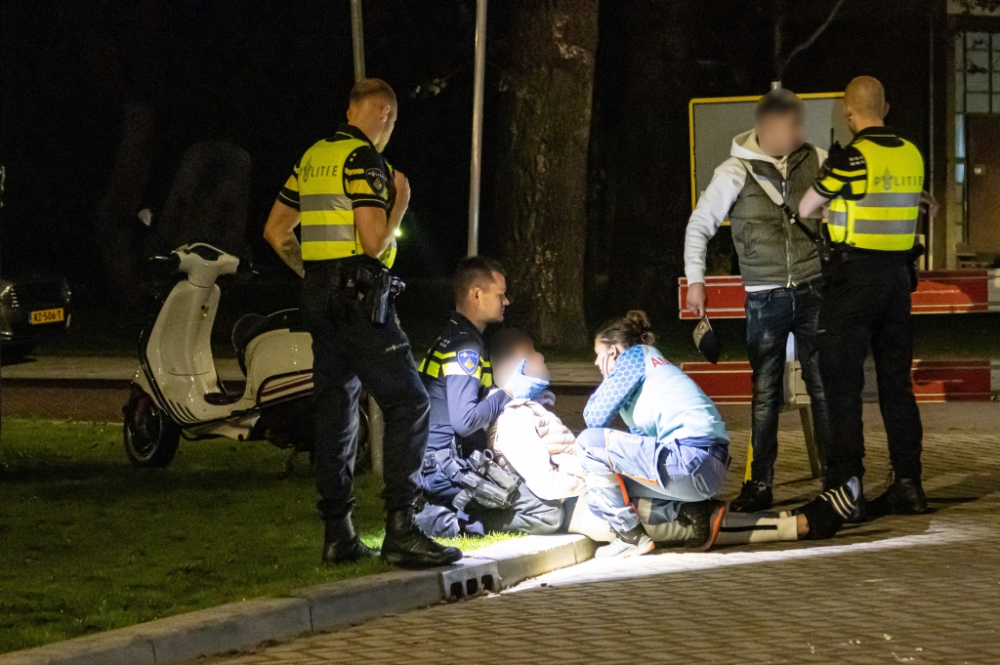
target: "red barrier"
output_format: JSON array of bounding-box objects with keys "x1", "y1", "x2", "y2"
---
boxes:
[
  {"x1": 681, "y1": 359, "x2": 999, "y2": 404},
  {"x1": 678, "y1": 269, "x2": 1000, "y2": 320}
]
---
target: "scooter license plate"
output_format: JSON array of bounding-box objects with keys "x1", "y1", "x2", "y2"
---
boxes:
[{"x1": 30, "y1": 308, "x2": 64, "y2": 325}]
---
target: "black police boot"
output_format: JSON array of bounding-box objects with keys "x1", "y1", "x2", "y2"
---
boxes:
[
  {"x1": 869, "y1": 476, "x2": 927, "y2": 517},
  {"x1": 678, "y1": 499, "x2": 728, "y2": 552},
  {"x1": 381, "y1": 507, "x2": 463, "y2": 568},
  {"x1": 322, "y1": 514, "x2": 379, "y2": 565},
  {"x1": 729, "y1": 480, "x2": 773, "y2": 513}
]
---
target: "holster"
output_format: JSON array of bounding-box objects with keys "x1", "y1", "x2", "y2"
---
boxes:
[
  {"x1": 429, "y1": 448, "x2": 519, "y2": 512},
  {"x1": 339, "y1": 257, "x2": 406, "y2": 324}
]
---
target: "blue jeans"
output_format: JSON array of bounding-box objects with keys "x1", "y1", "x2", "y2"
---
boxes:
[
  {"x1": 744, "y1": 281, "x2": 831, "y2": 482},
  {"x1": 577, "y1": 428, "x2": 730, "y2": 533}
]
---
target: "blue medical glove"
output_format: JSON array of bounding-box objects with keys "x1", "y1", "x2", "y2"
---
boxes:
[{"x1": 504, "y1": 359, "x2": 550, "y2": 400}]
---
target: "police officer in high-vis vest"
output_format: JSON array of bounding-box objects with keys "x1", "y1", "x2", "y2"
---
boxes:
[
  {"x1": 413, "y1": 257, "x2": 560, "y2": 538},
  {"x1": 799, "y1": 76, "x2": 934, "y2": 520},
  {"x1": 264, "y1": 78, "x2": 461, "y2": 568}
]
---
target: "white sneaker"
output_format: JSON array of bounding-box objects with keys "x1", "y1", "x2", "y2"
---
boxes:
[{"x1": 595, "y1": 528, "x2": 655, "y2": 559}]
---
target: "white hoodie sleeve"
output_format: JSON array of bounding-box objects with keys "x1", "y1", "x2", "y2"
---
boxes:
[
  {"x1": 683, "y1": 157, "x2": 748, "y2": 284},
  {"x1": 493, "y1": 403, "x2": 586, "y2": 501}
]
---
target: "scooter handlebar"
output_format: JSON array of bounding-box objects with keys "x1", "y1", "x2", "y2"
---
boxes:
[{"x1": 148, "y1": 254, "x2": 182, "y2": 275}]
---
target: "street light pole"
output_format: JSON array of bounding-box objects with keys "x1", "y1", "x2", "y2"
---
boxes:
[
  {"x1": 348, "y1": 0, "x2": 384, "y2": 478},
  {"x1": 350, "y1": 0, "x2": 366, "y2": 82},
  {"x1": 467, "y1": 0, "x2": 487, "y2": 257}
]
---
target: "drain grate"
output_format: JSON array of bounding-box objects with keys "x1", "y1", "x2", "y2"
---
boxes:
[{"x1": 438, "y1": 558, "x2": 500, "y2": 600}]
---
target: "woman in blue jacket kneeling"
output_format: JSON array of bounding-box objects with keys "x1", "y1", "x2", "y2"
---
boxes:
[{"x1": 578, "y1": 310, "x2": 859, "y2": 559}]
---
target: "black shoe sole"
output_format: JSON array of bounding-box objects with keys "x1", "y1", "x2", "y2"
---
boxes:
[
  {"x1": 381, "y1": 549, "x2": 463, "y2": 568},
  {"x1": 322, "y1": 547, "x2": 381, "y2": 566}
]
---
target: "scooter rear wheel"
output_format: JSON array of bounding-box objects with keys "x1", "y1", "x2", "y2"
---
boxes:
[{"x1": 124, "y1": 389, "x2": 182, "y2": 467}]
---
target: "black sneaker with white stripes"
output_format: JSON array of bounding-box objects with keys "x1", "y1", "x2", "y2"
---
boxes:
[{"x1": 795, "y1": 477, "x2": 860, "y2": 540}]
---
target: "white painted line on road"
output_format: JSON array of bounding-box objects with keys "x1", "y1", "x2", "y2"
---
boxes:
[{"x1": 509, "y1": 520, "x2": 991, "y2": 593}]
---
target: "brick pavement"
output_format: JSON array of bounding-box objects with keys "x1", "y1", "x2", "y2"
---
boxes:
[{"x1": 206, "y1": 405, "x2": 1000, "y2": 665}]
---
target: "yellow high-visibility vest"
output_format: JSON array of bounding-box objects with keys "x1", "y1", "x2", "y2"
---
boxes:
[
  {"x1": 293, "y1": 130, "x2": 397, "y2": 266},
  {"x1": 827, "y1": 136, "x2": 924, "y2": 251}
]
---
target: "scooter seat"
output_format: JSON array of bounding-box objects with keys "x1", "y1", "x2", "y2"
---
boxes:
[{"x1": 232, "y1": 308, "x2": 304, "y2": 376}]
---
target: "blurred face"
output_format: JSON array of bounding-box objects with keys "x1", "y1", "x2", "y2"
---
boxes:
[
  {"x1": 495, "y1": 340, "x2": 550, "y2": 386},
  {"x1": 756, "y1": 110, "x2": 805, "y2": 157},
  {"x1": 594, "y1": 338, "x2": 623, "y2": 380}
]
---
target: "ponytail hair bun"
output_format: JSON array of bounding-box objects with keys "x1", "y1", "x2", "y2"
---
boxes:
[{"x1": 596, "y1": 309, "x2": 656, "y2": 349}]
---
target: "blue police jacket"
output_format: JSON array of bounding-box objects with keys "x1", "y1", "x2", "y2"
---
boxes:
[{"x1": 417, "y1": 312, "x2": 511, "y2": 453}]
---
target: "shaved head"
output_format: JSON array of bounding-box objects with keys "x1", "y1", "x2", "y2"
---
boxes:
[{"x1": 843, "y1": 76, "x2": 889, "y2": 133}]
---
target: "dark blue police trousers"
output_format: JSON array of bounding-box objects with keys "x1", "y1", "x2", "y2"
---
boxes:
[{"x1": 301, "y1": 259, "x2": 429, "y2": 524}]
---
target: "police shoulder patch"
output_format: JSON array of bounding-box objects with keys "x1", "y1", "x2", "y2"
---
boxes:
[
  {"x1": 456, "y1": 349, "x2": 480, "y2": 375},
  {"x1": 366, "y1": 167, "x2": 387, "y2": 194}
]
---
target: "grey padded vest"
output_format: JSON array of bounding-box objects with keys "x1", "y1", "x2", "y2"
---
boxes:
[{"x1": 729, "y1": 143, "x2": 823, "y2": 287}]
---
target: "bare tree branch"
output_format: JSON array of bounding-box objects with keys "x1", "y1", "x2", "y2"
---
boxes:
[{"x1": 777, "y1": 0, "x2": 849, "y2": 79}]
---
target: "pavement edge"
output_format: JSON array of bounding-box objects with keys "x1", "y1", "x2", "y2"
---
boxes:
[{"x1": 0, "y1": 535, "x2": 594, "y2": 665}]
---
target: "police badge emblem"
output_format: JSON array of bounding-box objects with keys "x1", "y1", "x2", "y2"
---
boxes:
[
  {"x1": 366, "y1": 167, "x2": 387, "y2": 193},
  {"x1": 457, "y1": 349, "x2": 480, "y2": 375}
]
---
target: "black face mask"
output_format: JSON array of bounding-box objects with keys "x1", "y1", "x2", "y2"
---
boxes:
[{"x1": 693, "y1": 315, "x2": 722, "y2": 364}]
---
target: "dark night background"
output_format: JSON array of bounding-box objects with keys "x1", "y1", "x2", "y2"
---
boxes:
[{"x1": 0, "y1": 0, "x2": 940, "y2": 350}]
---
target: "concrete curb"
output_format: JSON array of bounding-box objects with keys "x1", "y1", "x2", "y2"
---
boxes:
[{"x1": 0, "y1": 535, "x2": 594, "y2": 665}]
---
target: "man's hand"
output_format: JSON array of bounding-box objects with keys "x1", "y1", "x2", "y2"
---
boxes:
[
  {"x1": 798, "y1": 186, "x2": 828, "y2": 220},
  {"x1": 919, "y1": 191, "x2": 939, "y2": 218},
  {"x1": 389, "y1": 170, "x2": 410, "y2": 230},
  {"x1": 687, "y1": 282, "x2": 707, "y2": 319}
]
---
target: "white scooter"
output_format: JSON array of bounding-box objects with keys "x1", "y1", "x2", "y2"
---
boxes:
[{"x1": 124, "y1": 243, "x2": 337, "y2": 467}]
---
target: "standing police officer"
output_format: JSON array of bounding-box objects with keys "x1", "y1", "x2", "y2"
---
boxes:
[
  {"x1": 798, "y1": 76, "x2": 930, "y2": 518},
  {"x1": 264, "y1": 78, "x2": 462, "y2": 567}
]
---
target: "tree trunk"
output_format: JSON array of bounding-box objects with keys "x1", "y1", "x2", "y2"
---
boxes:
[
  {"x1": 492, "y1": 0, "x2": 598, "y2": 349},
  {"x1": 586, "y1": 1, "x2": 698, "y2": 327}
]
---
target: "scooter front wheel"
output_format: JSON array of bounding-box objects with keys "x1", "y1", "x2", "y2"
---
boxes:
[{"x1": 123, "y1": 387, "x2": 182, "y2": 467}]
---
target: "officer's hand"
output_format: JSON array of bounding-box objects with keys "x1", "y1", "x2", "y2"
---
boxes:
[
  {"x1": 919, "y1": 191, "x2": 939, "y2": 218},
  {"x1": 503, "y1": 359, "x2": 550, "y2": 400},
  {"x1": 392, "y1": 170, "x2": 411, "y2": 216},
  {"x1": 687, "y1": 282, "x2": 707, "y2": 319}
]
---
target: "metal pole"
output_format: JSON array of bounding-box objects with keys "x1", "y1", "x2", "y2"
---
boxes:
[
  {"x1": 350, "y1": 0, "x2": 366, "y2": 82},
  {"x1": 927, "y1": 15, "x2": 935, "y2": 269},
  {"x1": 467, "y1": 0, "x2": 487, "y2": 257},
  {"x1": 348, "y1": 0, "x2": 384, "y2": 477}
]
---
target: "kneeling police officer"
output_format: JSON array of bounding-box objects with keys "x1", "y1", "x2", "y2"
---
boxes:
[
  {"x1": 414, "y1": 257, "x2": 564, "y2": 537},
  {"x1": 264, "y1": 78, "x2": 461, "y2": 567}
]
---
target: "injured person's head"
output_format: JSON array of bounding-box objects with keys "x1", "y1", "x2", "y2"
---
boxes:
[{"x1": 491, "y1": 328, "x2": 550, "y2": 386}]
